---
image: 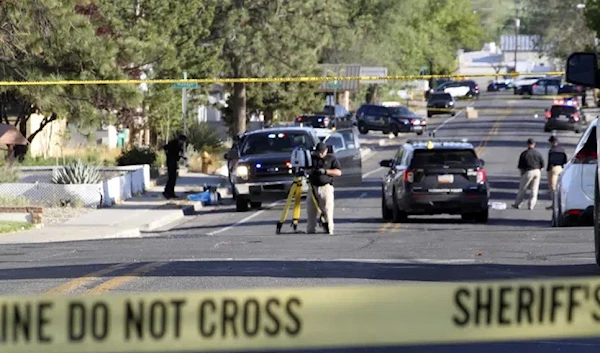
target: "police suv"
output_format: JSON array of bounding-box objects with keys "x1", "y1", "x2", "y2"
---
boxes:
[{"x1": 380, "y1": 138, "x2": 490, "y2": 223}]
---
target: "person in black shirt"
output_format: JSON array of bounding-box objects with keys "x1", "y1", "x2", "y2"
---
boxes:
[
  {"x1": 307, "y1": 142, "x2": 342, "y2": 235},
  {"x1": 512, "y1": 138, "x2": 545, "y2": 210},
  {"x1": 163, "y1": 134, "x2": 187, "y2": 199},
  {"x1": 546, "y1": 135, "x2": 568, "y2": 210}
]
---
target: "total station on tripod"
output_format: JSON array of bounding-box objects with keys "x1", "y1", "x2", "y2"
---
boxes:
[{"x1": 290, "y1": 144, "x2": 334, "y2": 176}]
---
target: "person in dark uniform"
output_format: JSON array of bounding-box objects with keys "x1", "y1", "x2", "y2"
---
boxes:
[
  {"x1": 163, "y1": 134, "x2": 187, "y2": 199},
  {"x1": 546, "y1": 135, "x2": 568, "y2": 210},
  {"x1": 307, "y1": 142, "x2": 342, "y2": 235},
  {"x1": 512, "y1": 138, "x2": 545, "y2": 210}
]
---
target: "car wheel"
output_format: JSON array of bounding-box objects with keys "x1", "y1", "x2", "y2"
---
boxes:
[
  {"x1": 427, "y1": 112, "x2": 432, "y2": 118},
  {"x1": 576, "y1": 129, "x2": 581, "y2": 134},
  {"x1": 416, "y1": 130, "x2": 424, "y2": 136},
  {"x1": 475, "y1": 209, "x2": 489, "y2": 223},
  {"x1": 250, "y1": 201, "x2": 262, "y2": 209},
  {"x1": 358, "y1": 124, "x2": 369, "y2": 134},
  {"x1": 594, "y1": 171, "x2": 600, "y2": 266},
  {"x1": 236, "y1": 196, "x2": 249, "y2": 212},
  {"x1": 451, "y1": 111, "x2": 456, "y2": 117},
  {"x1": 391, "y1": 124, "x2": 399, "y2": 137},
  {"x1": 391, "y1": 188, "x2": 407, "y2": 223},
  {"x1": 381, "y1": 188, "x2": 392, "y2": 221},
  {"x1": 544, "y1": 127, "x2": 551, "y2": 132}
]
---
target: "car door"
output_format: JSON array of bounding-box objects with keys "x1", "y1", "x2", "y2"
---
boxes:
[
  {"x1": 383, "y1": 147, "x2": 405, "y2": 206},
  {"x1": 323, "y1": 132, "x2": 352, "y2": 186},
  {"x1": 532, "y1": 80, "x2": 545, "y2": 95},
  {"x1": 338, "y1": 128, "x2": 362, "y2": 184},
  {"x1": 547, "y1": 80, "x2": 560, "y2": 95},
  {"x1": 363, "y1": 106, "x2": 380, "y2": 130},
  {"x1": 578, "y1": 124, "x2": 597, "y2": 200}
]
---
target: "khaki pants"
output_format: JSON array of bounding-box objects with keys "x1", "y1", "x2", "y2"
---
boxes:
[
  {"x1": 514, "y1": 169, "x2": 541, "y2": 209},
  {"x1": 547, "y1": 165, "x2": 563, "y2": 207},
  {"x1": 306, "y1": 184, "x2": 335, "y2": 234}
]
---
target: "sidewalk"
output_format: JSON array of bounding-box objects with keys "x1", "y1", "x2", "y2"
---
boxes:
[{"x1": 0, "y1": 172, "x2": 228, "y2": 245}]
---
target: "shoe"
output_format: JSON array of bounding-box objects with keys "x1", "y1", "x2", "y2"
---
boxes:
[
  {"x1": 511, "y1": 204, "x2": 519, "y2": 209},
  {"x1": 545, "y1": 206, "x2": 552, "y2": 210}
]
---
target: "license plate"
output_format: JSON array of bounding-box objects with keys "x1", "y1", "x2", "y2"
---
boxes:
[
  {"x1": 438, "y1": 174, "x2": 454, "y2": 183},
  {"x1": 414, "y1": 126, "x2": 423, "y2": 130},
  {"x1": 558, "y1": 115, "x2": 568, "y2": 120}
]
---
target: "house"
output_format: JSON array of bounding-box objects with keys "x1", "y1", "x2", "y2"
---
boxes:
[{"x1": 499, "y1": 35, "x2": 556, "y2": 71}]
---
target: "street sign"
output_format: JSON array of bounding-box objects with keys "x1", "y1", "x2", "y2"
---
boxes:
[
  {"x1": 360, "y1": 66, "x2": 388, "y2": 84},
  {"x1": 172, "y1": 82, "x2": 198, "y2": 89},
  {"x1": 327, "y1": 81, "x2": 343, "y2": 88}
]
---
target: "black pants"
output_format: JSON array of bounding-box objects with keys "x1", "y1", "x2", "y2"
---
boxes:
[{"x1": 164, "y1": 162, "x2": 178, "y2": 197}]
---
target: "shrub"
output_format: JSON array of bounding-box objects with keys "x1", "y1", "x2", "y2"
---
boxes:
[
  {"x1": 52, "y1": 160, "x2": 103, "y2": 184},
  {"x1": 187, "y1": 122, "x2": 222, "y2": 152},
  {"x1": 116, "y1": 146, "x2": 157, "y2": 167},
  {"x1": 0, "y1": 167, "x2": 20, "y2": 183}
]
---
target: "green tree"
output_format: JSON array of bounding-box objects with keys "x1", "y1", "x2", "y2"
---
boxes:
[
  {"x1": 92, "y1": 0, "x2": 222, "y2": 146},
  {"x1": 210, "y1": 0, "x2": 338, "y2": 136},
  {"x1": 521, "y1": 0, "x2": 595, "y2": 62},
  {"x1": 0, "y1": 0, "x2": 141, "y2": 159}
]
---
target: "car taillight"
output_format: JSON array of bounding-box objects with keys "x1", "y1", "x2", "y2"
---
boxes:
[
  {"x1": 324, "y1": 117, "x2": 330, "y2": 126},
  {"x1": 404, "y1": 170, "x2": 414, "y2": 183},
  {"x1": 410, "y1": 119, "x2": 415, "y2": 125},
  {"x1": 545, "y1": 111, "x2": 551, "y2": 119},
  {"x1": 574, "y1": 150, "x2": 597, "y2": 162},
  {"x1": 476, "y1": 168, "x2": 487, "y2": 184},
  {"x1": 573, "y1": 112, "x2": 580, "y2": 121},
  {"x1": 475, "y1": 85, "x2": 479, "y2": 90},
  {"x1": 296, "y1": 117, "x2": 303, "y2": 122},
  {"x1": 533, "y1": 84, "x2": 537, "y2": 88}
]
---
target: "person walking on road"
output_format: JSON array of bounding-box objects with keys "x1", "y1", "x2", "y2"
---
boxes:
[
  {"x1": 307, "y1": 142, "x2": 342, "y2": 235},
  {"x1": 512, "y1": 138, "x2": 545, "y2": 210},
  {"x1": 546, "y1": 136, "x2": 568, "y2": 210},
  {"x1": 163, "y1": 134, "x2": 187, "y2": 199}
]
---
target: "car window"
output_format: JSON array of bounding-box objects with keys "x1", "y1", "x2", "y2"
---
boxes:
[
  {"x1": 241, "y1": 131, "x2": 313, "y2": 155},
  {"x1": 410, "y1": 149, "x2": 479, "y2": 167},
  {"x1": 550, "y1": 105, "x2": 577, "y2": 116},
  {"x1": 389, "y1": 107, "x2": 417, "y2": 116},
  {"x1": 338, "y1": 130, "x2": 356, "y2": 149},
  {"x1": 324, "y1": 133, "x2": 345, "y2": 152},
  {"x1": 375, "y1": 106, "x2": 389, "y2": 116},
  {"x1": 394, "y1": 147, "x2": 405, "y2": 166}
]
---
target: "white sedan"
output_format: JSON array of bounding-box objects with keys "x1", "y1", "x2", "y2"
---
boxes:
[{"x1": 551, "y1": 119, "x2": 597, "y2": 227}]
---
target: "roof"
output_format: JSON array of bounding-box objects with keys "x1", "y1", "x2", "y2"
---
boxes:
[
  {"x1": 243, "y1": 126, "x2": 317, "y2": 136},
  {"x1": 500, "y1": 35, "x2": 549, "y2": 52},
  {"x1": 405, "y1": 138, "x2": 474, "y2": 150}
]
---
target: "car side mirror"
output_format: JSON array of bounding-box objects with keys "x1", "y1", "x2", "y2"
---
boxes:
[
  {"x1": 380, "y1": 159, "x2": 393, "y2": 168},
  {"x1": 566, "y1": 52, "x2": 600, "y2": 88},
  {"x1": 479, "y1": 159, "x2": 485, "y2": 166}
]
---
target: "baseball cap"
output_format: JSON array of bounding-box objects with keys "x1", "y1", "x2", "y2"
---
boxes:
[
  {"x1": 527, "y1": 138, "x2": 535, "y2": 145},
  {"x1": 315, "y1": 142, "x2": 327, "y2": 153}
]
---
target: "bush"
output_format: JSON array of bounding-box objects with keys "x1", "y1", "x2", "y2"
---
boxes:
[
  {"x1": 52, "y1": 160, "x2": 103, "y2": 184},
  {"x1": 187, "y1": 122, "x2": 222, "y2": 152},
  {"x1": 116, "y1": 146, "x2": 157, "y2": 167},
  {"x1": 0, "y1": 167, "x2": 20, "y2": 183}
]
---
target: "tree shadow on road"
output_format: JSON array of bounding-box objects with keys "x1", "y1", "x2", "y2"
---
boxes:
[{"x1": 0, "y1": 259, "x2": 597, "y2": 282}]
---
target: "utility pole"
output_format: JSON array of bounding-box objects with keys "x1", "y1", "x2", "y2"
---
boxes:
[
  {"x1": 514, "y1": 2, "x2": 521, "y2": 73},
  {"x1": 182, "y1": 71, "x2": 188, "y2": 165}
]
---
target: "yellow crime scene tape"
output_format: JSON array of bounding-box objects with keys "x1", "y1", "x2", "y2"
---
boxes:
[
  {"x1": 3, "y1": 276, "x2": 600, "y2": 352},
  {"x1": 0, "y1": 71, "x2": 566, "y2": 86}
]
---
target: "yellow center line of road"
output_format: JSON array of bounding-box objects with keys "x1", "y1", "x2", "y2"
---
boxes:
[
  {"x1": 86, "y1": 262, "x2": 166, "y2": 294},
  {"x1": 378, "y1": 222, "x2": 391, "y2": 232},
  {"x1": 44, "y1": 263, "x2": 130, "y2": 295},
  {"x1": 475, "y1": 111, "x2": 510, "y2": 155}
]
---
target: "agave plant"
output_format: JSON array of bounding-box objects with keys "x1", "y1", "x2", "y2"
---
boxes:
[{"x1": 52, "y1": 160, "x2": 102, "y2": 184}]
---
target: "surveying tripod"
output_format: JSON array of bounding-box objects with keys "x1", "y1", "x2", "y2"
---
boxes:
[{"x1": 276, "y1": 170, "x2": 328, "y2": 234}]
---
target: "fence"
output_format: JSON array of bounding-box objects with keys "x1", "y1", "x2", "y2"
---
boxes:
[{"x1": 0, "y1": 165, "x2": 151, "y2": 208}]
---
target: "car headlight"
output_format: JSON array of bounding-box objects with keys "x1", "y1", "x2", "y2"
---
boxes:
[
  {"x1": 449, "y1": 101, "x2": 454, "y2": 105},
  {"x1": 235, "y1": 165, "x2": 249, "y2": 180}
]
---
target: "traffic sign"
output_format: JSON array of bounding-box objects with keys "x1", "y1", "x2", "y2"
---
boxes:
[
  {"x1": 327, "y1": 81, "x2": 343, "y2": 88},
  {"x1": 172, "y1": 82, "x2": 198, "y2": 89}
]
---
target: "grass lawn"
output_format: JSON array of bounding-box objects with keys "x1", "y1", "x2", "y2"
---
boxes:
[{"x1": 0, "y1": 221, "x2": 34, "y2": 234}]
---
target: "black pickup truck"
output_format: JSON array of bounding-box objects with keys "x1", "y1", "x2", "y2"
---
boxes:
[{"x1": 224, "y1": 126, "x2": 363, "y2": 211}]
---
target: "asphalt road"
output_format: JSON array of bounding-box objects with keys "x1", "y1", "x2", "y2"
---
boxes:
[{"x1": 0, "y1": 92, "x2": 598, "y2": 352}]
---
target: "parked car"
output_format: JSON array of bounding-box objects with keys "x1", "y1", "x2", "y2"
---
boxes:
[
  {"x1": 552, "y1": 118, "x2": 596, "y2": 227},
  {"x1": 356, "y1": 104, "x2": 427, "y2": 136},
  {"x1": 380, "y1": 138, "x2": 489, "y2": 223},
  {"x1": 426, "y1": 92, "x2": 456, "y2": 117}
]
